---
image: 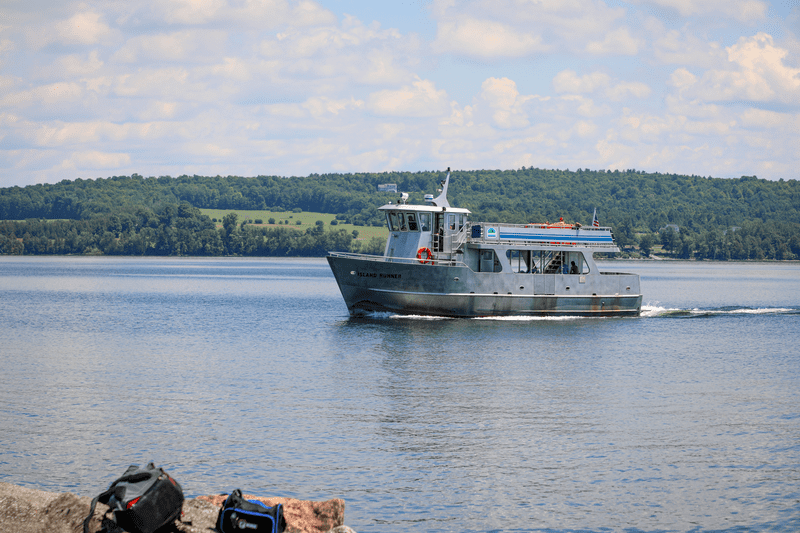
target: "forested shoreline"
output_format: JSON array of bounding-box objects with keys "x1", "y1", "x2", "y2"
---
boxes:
[
  {"x1": 0, "y1": 205, "x2": 385, "y2": 257},
  {"x1": 1, "y1": 168, "x2": 798, "y2": 259}
]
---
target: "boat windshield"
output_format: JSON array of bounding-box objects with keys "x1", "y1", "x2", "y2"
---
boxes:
[
  {"x1": 387, "y1": 211, "x2": 420, "y2": 232},
  {"x1": 418, "y1": 213, "x2": 431, "y2": 232}
]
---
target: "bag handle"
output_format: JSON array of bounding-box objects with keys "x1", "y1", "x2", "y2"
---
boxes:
[
  {"x1": 82, "y1": 485, "x2": 118, "y2": 533},
  {"x1": 83, "y1": 465, "x2": 157, "y2": 533}
]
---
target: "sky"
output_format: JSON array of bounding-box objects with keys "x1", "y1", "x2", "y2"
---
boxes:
[{"x1": 1, "y1": 0, "x2": 799, "y2": 188}]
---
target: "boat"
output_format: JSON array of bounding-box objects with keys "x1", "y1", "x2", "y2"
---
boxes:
[{"x1": 326, "y1": 168, "x2": 642, "y2": 317}]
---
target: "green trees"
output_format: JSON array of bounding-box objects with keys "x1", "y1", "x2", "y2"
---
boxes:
[
  {"x1": 1, "y1": 168, "x2": 798, "y2": 259},
  {"x1": 660, "y1": 227, "x2": 679, "y2": 252},
  {"x1": 3, "y1": 169, "x2": 798, "y2": 232},
  {"x1": 0, "y1": 207, "x2": 368, "y2": 257},
  {"x1": 639, "y1": 234, "x2": 655, "y2": 257}
]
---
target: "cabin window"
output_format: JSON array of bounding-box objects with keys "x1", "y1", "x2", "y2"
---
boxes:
[
  {"x1": 419, "y1": 213, "x2": 431, "y2": 232},
  {"x1": 398, "y1": 212, "x2": 408, "y2": 231},
  {"x1": 566, "y1": 252, "x2": 590, "y2": 274},
  {"x1": 479, "y1": 250, "x2": 502, "y2": 273},
  {"x1": 387, "y1": 212, "x2": 399, "y2": 231},
  {"x1": 541, "y1": 251, "x2": 568, "y2": 274},
  {"x1": 407, "y1": 213, "x2": 419, "y2": 231},
  {"x1": 506, "y1": 250, "x2": 532, "y2": 273},
  {"x1": 527, "y1": 251, "x2": 590, "y2": 274},
  {"x1": 447, "y1": 214, "x2": 456, "y2": 231},
  {"x1": 458, "y1": 214, "x2": 466, "y2": 231}
]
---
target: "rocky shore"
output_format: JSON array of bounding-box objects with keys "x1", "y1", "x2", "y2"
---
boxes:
[{"x1": 0, "y1": 482, "x2": 355, "y2": 533}]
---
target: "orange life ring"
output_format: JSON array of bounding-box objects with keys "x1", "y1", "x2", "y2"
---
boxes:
[{"x1": 417, "y1": 247, "x2": 432, "y2": 264}]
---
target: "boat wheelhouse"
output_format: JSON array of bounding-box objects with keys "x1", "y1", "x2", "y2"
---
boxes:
[{"x1": 327, "y1": 168, "x2": 642, "y2": 317}]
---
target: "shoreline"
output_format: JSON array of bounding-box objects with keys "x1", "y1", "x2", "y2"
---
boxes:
[
  {"x1": 0, "y1": 253, "x2": 798, "y2": 263},
  {"x1": 0, "y1": 482, "x2": 354, "y2": 533}
]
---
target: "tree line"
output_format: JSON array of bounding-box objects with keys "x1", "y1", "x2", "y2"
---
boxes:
[
  {"x1": 0, "y1": 203, "x2": 384, "y2": 257},
  {"x1": 1, "y1": 168, "x2": 798, "y2": 259}
]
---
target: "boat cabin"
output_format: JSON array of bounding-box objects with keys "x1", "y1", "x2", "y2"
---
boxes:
[
  {"x1": 379, "y1": 204, "x2": 471, "y2": 260},
  {"x1": 376, "y1": 168, "x2": 620, "y2": 279}
]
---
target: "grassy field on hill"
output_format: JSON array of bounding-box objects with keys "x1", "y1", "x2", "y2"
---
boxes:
[{"x1": 200, "y1": 208, "x2": 389, "y2": 241}]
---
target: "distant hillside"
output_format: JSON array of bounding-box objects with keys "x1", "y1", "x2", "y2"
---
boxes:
[
  {"x1": 1, "y1": 169, "x2": 798, "y2": 259},
  {"x1": 2, "y1": 169, "x2": 798, "y2": 230}
]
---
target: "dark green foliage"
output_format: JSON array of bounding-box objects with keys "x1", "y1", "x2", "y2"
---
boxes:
[
  {"x1": 660, "y1": 226, "x2": 679, "y2": 252},
  {"x1": 1, "y1": 168, "x2": 798, "y2": 258},
  {"x1": 639, "y1": 234, "x2": 655, "y2": 257},
  {"x1": 0, "y1": 204, "x2": 363, "y2": 257}
]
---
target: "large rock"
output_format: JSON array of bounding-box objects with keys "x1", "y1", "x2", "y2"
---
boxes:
[
  {"x1": 0, "y1": 482, "x2": 351, "y2": 533},
  {"x1": 0, "y1": 483, "x2": 110, "y2": 533}
]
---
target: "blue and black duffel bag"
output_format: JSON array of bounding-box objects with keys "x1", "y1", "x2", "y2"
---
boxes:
[{"x1": 217, "y1": 489, "x2": 286, "y2": 533}]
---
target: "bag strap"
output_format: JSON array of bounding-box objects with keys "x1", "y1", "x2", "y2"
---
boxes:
[{"x1": 83, "y1": 485, "x2": 115, "y2": 533}]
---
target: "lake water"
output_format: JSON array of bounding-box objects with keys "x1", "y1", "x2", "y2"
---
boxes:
[{"x1": 0, "y1": 257, "x2": 798, "y2": 533}]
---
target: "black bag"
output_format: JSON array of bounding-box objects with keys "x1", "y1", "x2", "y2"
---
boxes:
[
  {"x1": 217, "y1": 489, "x2": 285, "y2": 533},
  {"x1": 83, "y1": 463, "x2": 184, "y2": 533}
]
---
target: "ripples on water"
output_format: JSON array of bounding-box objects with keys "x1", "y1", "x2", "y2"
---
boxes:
[{"x1": 0, "y1": 257, "x2": 799, "y2": 533}]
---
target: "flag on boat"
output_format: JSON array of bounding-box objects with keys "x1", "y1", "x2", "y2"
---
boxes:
[{"x1": 592, "y1": 208, "x2": 599, "y2": 227}]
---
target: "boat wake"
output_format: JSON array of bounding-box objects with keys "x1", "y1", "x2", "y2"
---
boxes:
[
  {"x1": 351, "y1": 306, "x2": 800, "y2": 321},
  {"x1": 641, "y1": 304, "x2": 800, "y2": 318}
]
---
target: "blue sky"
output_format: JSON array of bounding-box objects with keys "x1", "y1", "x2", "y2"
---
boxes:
[{"x1": 1, "y1": 0, "x2": 798, "y2": 187}]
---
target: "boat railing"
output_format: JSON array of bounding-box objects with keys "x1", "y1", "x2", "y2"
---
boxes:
[
  {"x1": 466, "y1": 222, "x2": 619, "y2": 249},
  {"x1": 452, "y1": 225, "x2": 470, "y2": 247},
  {"x1": 328, "y1": 251, "x2": 469, "y2": 268}
]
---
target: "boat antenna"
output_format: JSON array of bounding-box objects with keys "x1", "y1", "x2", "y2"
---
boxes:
[{"x1": 430, "y1": 167, "x2": 451, "y2": 208}]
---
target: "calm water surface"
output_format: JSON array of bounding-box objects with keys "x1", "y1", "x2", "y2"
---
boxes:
[{"x1": 0, "y1": 257, "x2": 798, "y2": 533}]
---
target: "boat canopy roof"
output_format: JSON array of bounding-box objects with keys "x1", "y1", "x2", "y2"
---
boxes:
[
  {"x1": 378, "y1": 203, "x2": 471, "y2": 215},
  {"x1": 378, "y1": 166, "x2": 470, "y2": 215}
]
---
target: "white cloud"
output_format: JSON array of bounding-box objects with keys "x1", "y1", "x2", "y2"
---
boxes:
[
  {"x1": 22, "y1": 11, "x2": 116, "y2": 50},
  {"x1": 0, "y1": 38, "x2": 14, "y2": 55},
  {"x1": 159, "y1": 0, "x2": 336, "y2": 28},
  {"x1": 650, "y1": 23, "x2": 727, "y2": 67},
  {"x1": 202, "y1": 57, "x2": 252, "y2": 82},
  {"x1": 585, "y1": 27, "x2": 641, "y2": 55},
  {"x1": 302, "y1": 96, "x2": 364, "y2": 118},
  {"x1": 113, "y1": 68, "x2": 192, "y2": 99},
  {"x1": 113, "y1": 31, "x2": 228, "y2": 63},
  {"x1": 161, "y1": 0, "x2": 228, "y2": 25},
  {"x1": 55, "y1": 11, "x2": 113, "y2": 46},
  {"x1": 32, "y1": 121, "x2": 150, "y2": 147},
  {"x1": 366, "y1": 77, "x2": 450, "y2": 117},
  {"x1": 629, "y1": 0, "x2": 768, "y2": 22},
  {"x1": 675, "y1": 33, "x2": 800, "y2": 105},
  {"x1": 554, "y1": 70, "x2": 651, "y2": 100},
  {"x1": 605, "y1": 81, "x2": 652, "y2": 100},
  {"x1": 669, "y1": 68, "x2": 697, "y2": 89},
  {"x1": 553, "y1": 71, "x2": 612, "y2": 94},
  {"x1": 66, "y1": 150, "x2": 131, "y2": 169},
  {"x1": 431, "y1": 0, "x2": 630, "y2": 58},
  {"x1": 739, "y1": 108, "x2": 795, "y2": 129},
  {"x1": 259, "y1": 16, "x2": 417, "y2": 89},
  {"x1": 52, "y1": 51, "x2": 104, "y2": 77},
  {"x1": 1, "y1": 82, "x2": 84, "y2": 109},
  {"x1": 433, "y1": 18, "x2": 548, "y2": 58},
  {"x1": 476, "y1": 77, "x2": 530, "y2": 129}
]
